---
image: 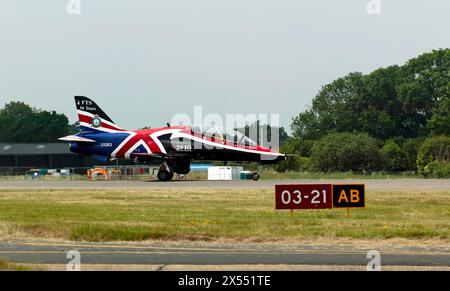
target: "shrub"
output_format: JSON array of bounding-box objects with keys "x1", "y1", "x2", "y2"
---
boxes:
[
  {"x1": 417, "y1": 136, "x2": 450, "y2": 177},
  {"x1": 423, "y1": 161, "x2": 450, "y2": 178},
  {"x1": 401, "y1": 138, "x2": 423, "y2": 171},
  {"x1": 275, "y1": 155, "x2": 312, "y2": 172},
  {"x1": 380, "y1": 140, "x2": 407, "y2": 171},
  {"x1": 280, "y1": 138, "x2": 314, "y2": 157},
  {"x1": 310, "y1": 132, "x2": 382, "y2": 172},
  {"x1": 296, "y1": 156, "x2": 312, "y2": 171},
  {"x1": 275, "y1": 155, "x2": 300, "y2": 172}
]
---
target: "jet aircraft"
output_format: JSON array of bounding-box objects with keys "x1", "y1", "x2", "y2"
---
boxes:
[{"x1": 59, "y1": 96, "x2": 286, "y2": 181}]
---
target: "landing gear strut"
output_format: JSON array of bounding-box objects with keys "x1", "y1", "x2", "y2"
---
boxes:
[{"x1": 252, "y1": 165, "x2": 263, "y2": 181}]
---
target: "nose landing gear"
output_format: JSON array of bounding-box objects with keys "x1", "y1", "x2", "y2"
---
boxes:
[{"x1": 251, "y1": 165, "x2": 263, "y2": 181}]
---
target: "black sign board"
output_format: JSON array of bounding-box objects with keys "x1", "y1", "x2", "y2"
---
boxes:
[{"x1": 332, "y1": 184, "x2": 365, "y2": 208}]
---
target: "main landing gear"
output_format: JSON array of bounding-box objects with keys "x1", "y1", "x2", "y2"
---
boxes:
[
  {"x1": 157, "y1": 160, "x2": 190, "y2": 182},
  {"x1": 157, "y1": 162, "x2": 174, "y2": 182}
]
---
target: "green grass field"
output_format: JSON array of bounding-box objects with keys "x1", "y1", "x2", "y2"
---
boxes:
[{"x1": 0, "y1": 189, "x2": 448, "y2": 243}]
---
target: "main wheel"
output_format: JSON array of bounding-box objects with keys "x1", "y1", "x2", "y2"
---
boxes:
[
  {"x1": 251, "y1": 173, "x2": 260, "y2": 181},
  {"x1": 157, "y1": 169, "x2": 172, "y2": 181}
]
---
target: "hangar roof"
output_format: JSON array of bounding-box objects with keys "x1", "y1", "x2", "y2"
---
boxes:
[{"x1": 0, "y1": 143, "x2": 71, "y2": 156}]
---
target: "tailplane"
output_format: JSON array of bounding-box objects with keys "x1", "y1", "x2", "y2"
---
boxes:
[{"x1": 75, "y1": 96, "x2": 124, "y2": 132}]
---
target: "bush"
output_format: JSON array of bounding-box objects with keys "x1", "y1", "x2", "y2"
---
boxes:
[
  {"x1": 310, "y1": 132, "x2": 382, "y2": 172},
  {"x1": 401, "y1": 138, "x2": 423, "y2": 171},
  {"x1": 423, "y1": 161, "x2": 450, "y2": 178},
  {"x1": 380, "y1": 140, "x2": 407, "y2": 171},
  {"x1": 296, "y1": 157, "x2": 312, "y2": 171},
  {"x1": 417, "y1": 136, "x2": 450, "y2": 177},
  {"x1": 275, "y1": 155, "x2": 300, "y2": 172},
  {"x1": 280, "y1": 138, "x2": 314, "y2": 157},
  {"x1": 275, "y1": 155, "x2": 311, "y2": 172}
]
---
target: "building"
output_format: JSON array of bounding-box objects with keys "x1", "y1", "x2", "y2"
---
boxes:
[{"x1": 0, "y1": 143, "x2": 132, "y2": 174}]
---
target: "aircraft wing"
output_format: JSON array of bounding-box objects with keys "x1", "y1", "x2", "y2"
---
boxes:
[{"x1": 58, "y1": 135, "x2": 96, "y2": 143}]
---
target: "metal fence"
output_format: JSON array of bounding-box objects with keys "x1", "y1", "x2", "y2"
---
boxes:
[{"x1": 0, "y1": 165, "x2": 161, "y2": 180}]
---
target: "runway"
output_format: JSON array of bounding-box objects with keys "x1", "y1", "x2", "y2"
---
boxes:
[
  {"x1": 1, "y1": 179, "x2": 448, "y2": 270},
  {"x1": 1, "y1": 179, "x2": 449, "y2": 191},
  {"x1": 0, "y1": 240, "x2": 449, "y2": 270}
]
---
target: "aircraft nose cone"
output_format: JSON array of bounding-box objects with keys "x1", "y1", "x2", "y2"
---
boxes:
[{"x1": 273, "y1": 154, "x2": 286, "y2": 163}]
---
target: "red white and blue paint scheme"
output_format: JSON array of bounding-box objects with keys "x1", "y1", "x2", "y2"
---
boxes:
[{"x1": 59, "y1": 96, "x2": 286, "y2": 181}]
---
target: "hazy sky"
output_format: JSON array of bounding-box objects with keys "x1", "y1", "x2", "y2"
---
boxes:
[{"x1": 1, "y1": 0, "x2": 449, "y2": 131}]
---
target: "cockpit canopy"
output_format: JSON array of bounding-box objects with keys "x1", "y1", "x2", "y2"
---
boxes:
[{"x1": 191, "y1": 126, "x2": 257, "y2": 147}]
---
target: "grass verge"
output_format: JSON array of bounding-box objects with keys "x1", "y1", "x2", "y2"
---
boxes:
[
  {"x1": 0, "y1": 189, "x2": 448, "y2": 242},
  {"x1": 0, "y1": 258, "x2": 36, "y2": 271}
]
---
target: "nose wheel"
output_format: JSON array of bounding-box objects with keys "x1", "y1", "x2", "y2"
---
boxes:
[{"x1": 251, "y1": 165, "x2": 263, "y2": 181}]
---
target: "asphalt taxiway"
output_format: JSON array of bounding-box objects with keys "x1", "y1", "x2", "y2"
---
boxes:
[
  {"x1": 1, "y1": 179, "x2": 449, "y2": 191},
  {"x1": 0, "y1": 240, "x2": 448, "y2": 270}
]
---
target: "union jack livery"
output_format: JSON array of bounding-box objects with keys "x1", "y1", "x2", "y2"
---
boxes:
[{"x1": 59, "y1": 96, "x2": 286, "y2": 181}]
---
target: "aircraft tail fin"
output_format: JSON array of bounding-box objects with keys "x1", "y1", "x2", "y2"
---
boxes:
[{"x1": 75, "y1": 96, "x2": 124, "y2": 132}]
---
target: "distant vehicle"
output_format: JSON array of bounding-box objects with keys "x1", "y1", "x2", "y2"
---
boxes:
[
  {"x1": 87, "y1": 168, "x2": 109, "y2": 181},
  {"x1": 25, "y1": 168, "x2": 48, "y2": 179},
  {"x1": 59, "y1": 96, "x2": 286, "y2": 181}
]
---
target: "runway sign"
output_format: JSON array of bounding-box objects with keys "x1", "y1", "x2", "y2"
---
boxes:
[
  {"x1": 275, "y1": 183, "x2": 366, "y2": 210},
  {"x1": 332, "y1": 184, "x2": 365, "y2": 208},
  {"x1": 275, "y1": 184, "x2": 332, "y2": 209}
]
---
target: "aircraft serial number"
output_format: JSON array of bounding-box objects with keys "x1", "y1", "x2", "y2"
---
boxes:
[{"x1": 176, "y1": 144, "x2": 192, "y2": 151}]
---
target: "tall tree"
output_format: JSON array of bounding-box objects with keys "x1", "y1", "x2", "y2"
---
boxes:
[
  {"x1": 291, "y1": 49, "x2": 450, "y2": 140},
  {"x1": 0, "y1": 101, "x2": 71, "y2": 142}
]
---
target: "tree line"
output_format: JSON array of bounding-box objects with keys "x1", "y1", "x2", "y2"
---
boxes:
[
  {"x1": 0, "y1": 102, "x2": 76, "y2": 143},
  {"x1": 277, "y1": 49, "x2": 449, "y2": 177}
]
